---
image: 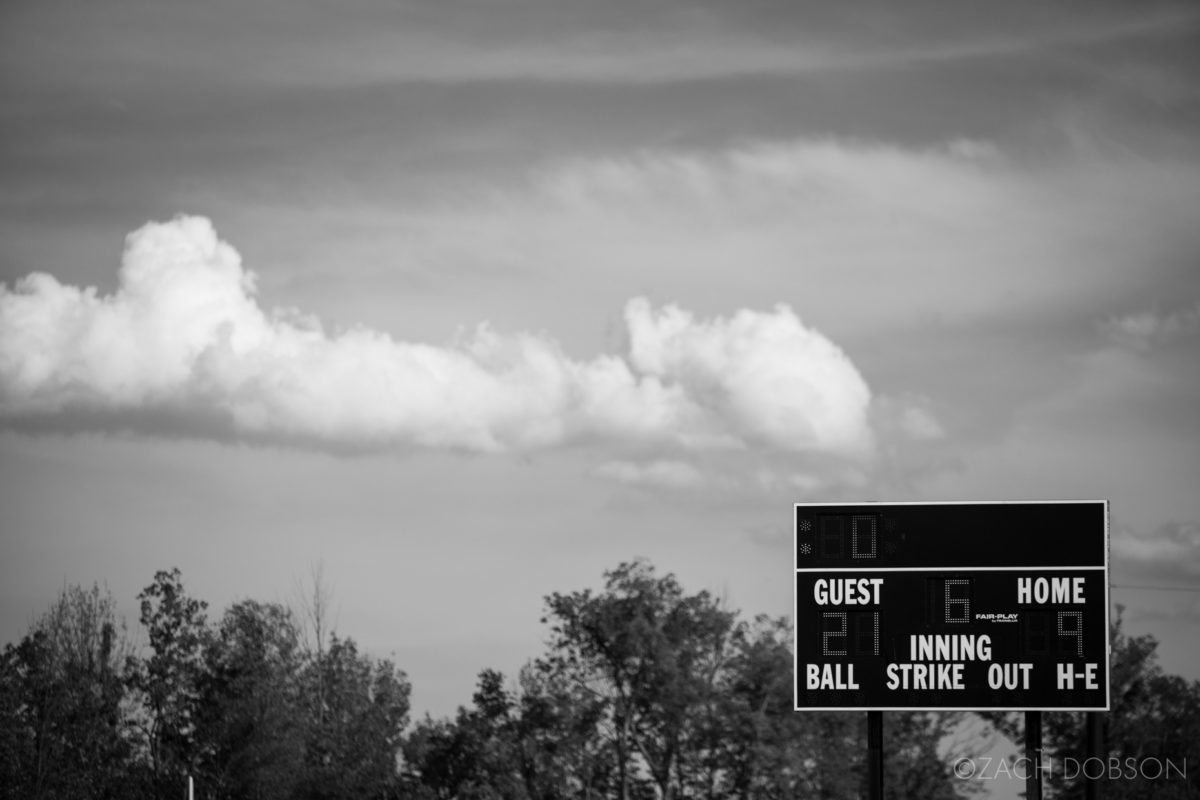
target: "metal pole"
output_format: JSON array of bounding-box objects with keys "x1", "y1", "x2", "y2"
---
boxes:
[
  {"x1": 1025, "y1": 710, "x2": 1042, "y2": 800},
  {"x1": 1085, "y1": 712, "x2": 1103, "y2": 800},
  {"x1": 867, "y1": 710, "x2": 883, "y2": 800}
]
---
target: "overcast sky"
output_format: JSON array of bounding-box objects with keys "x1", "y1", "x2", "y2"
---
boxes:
[{"x1": 2, "y1": 0, "x2": 1199, "y2": 725}]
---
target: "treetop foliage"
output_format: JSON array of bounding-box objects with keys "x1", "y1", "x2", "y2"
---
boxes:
[{"x1": 2, "y1": 564, "x2": 1196, "y2": 800}]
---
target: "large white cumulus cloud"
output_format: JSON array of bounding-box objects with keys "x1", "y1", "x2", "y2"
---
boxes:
[{"x1": 0, "y1": 216, "x2": 873, "y2": 457}]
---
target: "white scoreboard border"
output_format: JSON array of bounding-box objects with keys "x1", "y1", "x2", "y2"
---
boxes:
[{"x1": 791, "y1": 499, "x2": 1111, "y2": 712}]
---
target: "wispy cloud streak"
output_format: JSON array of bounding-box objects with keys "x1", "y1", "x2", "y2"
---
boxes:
[{"x1": 1100, "y1": 304, "x2": 1200, "y2": 352}]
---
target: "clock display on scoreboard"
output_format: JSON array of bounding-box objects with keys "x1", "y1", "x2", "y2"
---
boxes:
[{"x1": 793, "y1": 501, "x2": 1109, "y2": 711}]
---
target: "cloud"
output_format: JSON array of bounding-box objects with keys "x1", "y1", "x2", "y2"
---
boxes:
[
  {"x1": 353, "y1": 136, "x2": 1200, "y2": 357},
  {"x1": 17, "y1": 0, "x2": 1194, "y2": 94},
  {"x1": 623, "y1": 298, "x2": 872, "y2": 453},
  {"x1": 283, "y1": 5, "x2": 1196, "y2": 87},
  {"x1": 1113, "y1": 521, "x2": 1200, "y2": 577},
  {"x1": 0, "y1": 216, "x2": 874, "y2": 461},
  {"x1": 1111, "y1": 522, "x2": 1200, "y2": 631},
  {"x1": 592, "y1": 459, "x2": 709, "y2": 490},
  {"x1": 1099, "y1": 304, "x2": 1200, "y2": 352}
]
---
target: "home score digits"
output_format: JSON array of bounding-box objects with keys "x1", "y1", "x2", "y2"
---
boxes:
[{"x1": 793, "y1": 501, "x2": 1110, "y2": 711}]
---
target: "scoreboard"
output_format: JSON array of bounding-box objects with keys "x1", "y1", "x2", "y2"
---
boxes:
[{"x1": 793, "y1": 501, "x2": 1109, "y2": 711}]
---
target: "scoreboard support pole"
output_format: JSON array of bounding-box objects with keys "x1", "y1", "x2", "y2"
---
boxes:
[
  {"x1": 867, "y1": 711, "x2": 883, "y2": 800},
  {"x1": 1086, "y1": 711, "x2": 1103, "y2": 800},
  {"x1": 1025, "y1": 710, "x2": 1042, "y2": 800}
]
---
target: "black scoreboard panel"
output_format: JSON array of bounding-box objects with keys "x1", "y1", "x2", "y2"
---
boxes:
[
  {"x1": 793, "y1": 501, "x2": 1110, "y2": 711},
  {"x1": 794, "y1": 502, "x2": 1107, "y2": 569}
]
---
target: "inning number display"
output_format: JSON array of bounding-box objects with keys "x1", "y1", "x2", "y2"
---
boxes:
[{"x1": 794, "y1": 501, "x2": 1109, "y2": 711}]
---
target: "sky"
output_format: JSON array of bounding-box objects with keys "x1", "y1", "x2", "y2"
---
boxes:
[{"x1": 2, "y1": 0, "x2": 1199, "y2": 765}]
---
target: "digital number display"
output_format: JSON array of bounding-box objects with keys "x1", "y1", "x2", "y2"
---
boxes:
[
  {"x1": 821, "y1": 611, "x2": 880, "y2": 657},
  {"x1": 852, "y1": 515, "x2": 877, "y2": 559},
  {"x1": 794, "y1": 501, "x2": 1109, "y2": 711},
  {"x1": 1058, "y1": 611, "x2": 1083, "y2": 657},
  {"x1": 944, "y1": 579, "x2": 971, "y2": 624},
  {"x1": 807, "y1": 514, "x2": 886, "y2": 562}
]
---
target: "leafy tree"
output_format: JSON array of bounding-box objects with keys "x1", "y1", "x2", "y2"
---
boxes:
[
  {"x1": 514, "y1": 662, "x2": 614, "y2": 799},
  {"x1": 404, "y1": 665, "x2": 616, "y2": 800},
  {"x1": 537, "y1": 563, "x2": 970, "y2": 800},
  {"x1": 403, "y1": 712, "x2": 488, "y2": 798},
  {"x1": 1084, "y1": 611, "x2": 1200, "y2": 799},
  {"x1": 711, "y1": 615, "x2": 882, "y2": 800},
  {"x1": 463, "y1": 668, "x2": 530, "y2": 799},
  {"x1": 130, "y1": 567, "x2": 210, "y2": 796},
  {"x1": 194, "y1": 599, "x2": 306, "y2": 800},
  {"x1": 540, "y1": 559, "x2": 739, "y2": 800},
  {"x1": 0, "y1": 583, "x2": 135, "y2": 800},
  {"x1": 713, "y1": 614, "x2": 813, "y2": 799},
  {"x1": 404, "y1": 671, "x2": 524, "y2": 800},
  {"x1": 300, "y1": 634, "x2": 411, "y2": 799}
]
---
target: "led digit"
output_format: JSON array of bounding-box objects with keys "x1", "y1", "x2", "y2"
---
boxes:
[
  {"x1": 822, "y1": 611, "x2": 848, "y2": 656},
  {"x1": 854, "y1": 611, "x2": 880, "y2": 656},
  {"x1": 1058, "y1": 611, "x2": 1084, "y2": 657},
  {"x1": 1024, "y1": 612, "x2": 1048, "y2": 655},
  {"x1": 851, "y1": 515, "x2": 877, "y2": 559},
  {"x1": 819, "y1": 517, "x2": 844, "y2": 559},
  {"x1": 944, "y1": 579, "x2": 971, "y2": 624}
]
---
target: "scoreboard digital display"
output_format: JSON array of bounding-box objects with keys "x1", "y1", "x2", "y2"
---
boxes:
[{"x1": 793, "y1": 501, "x2": 1109, "y2": 711}]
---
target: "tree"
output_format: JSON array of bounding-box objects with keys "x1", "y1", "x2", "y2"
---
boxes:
[
  {"x1": 2, "y1": 566, "x2": 425, "y2": 800},
  {"x1": 539, "y1": 559, "x2": 738, "y2": 800},
  {"x1": 403, "y1": 671, "x2": 525, "y2": 800},
  {"x1": 514, "y1": 662, "x2": 614, "y2": 800},
  {"x1": 195, "y1": 599, "x2": 306, "y2": 800},
  {"x1": 711, "y1": 615, "x2": 809, "y2": 799},
  {"x1": 300, "y1": 634, "x2": 411, "y2": 799},
  {"x1": 1087, "y1": 610, "x2": 1200, "y2": 799},
  {"x1": 131, "y1": 567, "x2": 210, "y2": 796},
  {"x1": 707, "y1": 614, "x2": 881, "y2": 800},
  {"x1": 537, "y1": 563, "x2": 970, "y2": 800},
  {"x1": 404, "y1": 664, "x2": 619, "y2": 800},
  {"x1": 0, "y1": 583, "x2": 135, "y2": 800}
]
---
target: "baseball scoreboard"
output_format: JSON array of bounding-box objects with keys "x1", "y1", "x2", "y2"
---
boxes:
[{"x1": 793, "y1": 501, "x2": 1109, "y2": 711}]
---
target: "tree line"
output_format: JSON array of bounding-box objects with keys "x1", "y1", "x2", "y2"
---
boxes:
[{"x1": 2, "y1": 559, "x2": 1196, "y2": 799}]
